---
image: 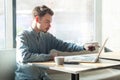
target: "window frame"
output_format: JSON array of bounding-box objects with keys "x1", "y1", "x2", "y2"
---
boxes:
[{"x1": 4, "y1": 0, "x2": 16, "y2": 49}]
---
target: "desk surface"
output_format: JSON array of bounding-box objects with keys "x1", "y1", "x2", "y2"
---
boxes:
[
  {"x1": 100, "y1": 52, "x2": 120, "y2": 60},
  {"x1": 29, "y1": 52, "x2": 120, "y2": 74}
]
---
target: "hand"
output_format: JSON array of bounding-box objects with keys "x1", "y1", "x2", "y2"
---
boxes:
[
  {"x1": 49, "y1": 52, "x2": 58, "y2": 60},
  {"x1": 87, "y1": 45, "x2": 96, "y2": 51},
  {"x1": 84, "y1": 42, "x2": 99, "y2": 51},
  {"x1": 84, "y1": 45, "x2": 95, "y2": 51}
]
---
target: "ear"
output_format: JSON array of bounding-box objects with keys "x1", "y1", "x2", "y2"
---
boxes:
[{"x1": 35, "y1": 16, "x2": 39, "y2": 22}]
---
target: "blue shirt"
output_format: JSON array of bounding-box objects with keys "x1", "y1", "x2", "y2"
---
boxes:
[{"x1": 15, "y1": 28, "x2": 84, "y2": 80}]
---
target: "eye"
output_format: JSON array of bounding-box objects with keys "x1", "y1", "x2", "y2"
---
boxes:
[{"x1": 45, "y1": 20, "x2": 51, "y2": 23}]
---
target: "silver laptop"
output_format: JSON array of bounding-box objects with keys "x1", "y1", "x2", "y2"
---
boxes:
[{"x1": 65, "y1": 38, "x2": 108, "y2": 63}]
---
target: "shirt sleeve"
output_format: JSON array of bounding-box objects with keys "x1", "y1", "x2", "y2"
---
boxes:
[
  {"x1": 50, "y1": 34, "x2": 84, "y2": 52},
  {"x1": 16, "y1": 31, "x2": 51, "y2": 63}
]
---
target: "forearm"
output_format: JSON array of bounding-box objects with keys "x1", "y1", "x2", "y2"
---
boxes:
[
  {"x1": 55, "y1": 41, "x2": 84, "y2": 52},
  {"x1": 16, "y1": 50, "x2": 51, "y2": 63}
]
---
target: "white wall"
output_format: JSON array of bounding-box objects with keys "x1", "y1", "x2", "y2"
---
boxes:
[
  {"x1": 95, "y1": 0, "x2": 102, "y2": 45},
  {"x1": 102, "y1": 0, "x2": 120, "y2": 51}
]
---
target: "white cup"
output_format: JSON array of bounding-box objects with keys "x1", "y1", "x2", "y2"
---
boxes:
[{"x1": 54, "y1": 56, "x2": 64, "y2": 65}]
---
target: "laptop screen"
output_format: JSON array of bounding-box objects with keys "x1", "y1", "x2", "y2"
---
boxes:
[{"x1": 96, "y1": 38, "x2": 109, "y2": 60}]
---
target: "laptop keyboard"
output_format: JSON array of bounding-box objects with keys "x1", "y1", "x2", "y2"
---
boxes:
[
  {"x1": 65, "y1": 55, "x2": 96, "y2": 62},
  {"x1": 73, "y1": 56, "x2": 95, "y2": 61}
]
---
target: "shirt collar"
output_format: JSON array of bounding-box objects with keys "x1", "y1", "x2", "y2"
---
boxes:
[{"x1": 29, "y1": 27, "x2": 40, "y2": 37}]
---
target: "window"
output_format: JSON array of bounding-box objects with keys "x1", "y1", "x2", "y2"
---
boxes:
[
  {"x1": 11, "y1": 0, "x2": 95, "y2": 44},
  {"x1": 51, "y1": 0, "x2": 95, "y2": 45},
  {"x1": 0, "y1": 0, "x2": 5, "y2": 48},
  {"x1": 0, "y1": 0, "x2": 96, "y2": 49},
  {"x1": 16, "y1": 0, "x2": 95, "y2": 45}
]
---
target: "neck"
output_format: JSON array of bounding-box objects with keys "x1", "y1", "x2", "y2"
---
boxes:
[
  {"x1": 31, "y1": 20, "x2": 41, "y2": 33},
  {"x1": 32, "y1": 26, "x2": 41, "y2": 33}
]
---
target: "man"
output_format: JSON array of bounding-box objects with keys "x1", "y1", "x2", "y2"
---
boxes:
[{"x1": 15, "y1": 5, "x2": 95, "y2": 80}]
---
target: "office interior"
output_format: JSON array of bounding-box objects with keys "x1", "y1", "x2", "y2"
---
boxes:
[{"x1": 0, "y1": 0, "x2": 120, "y2": 80}]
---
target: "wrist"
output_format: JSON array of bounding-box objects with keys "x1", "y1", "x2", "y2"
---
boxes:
[{"x1": 83, "y1": 45, "x2": 86, "y2": 50}]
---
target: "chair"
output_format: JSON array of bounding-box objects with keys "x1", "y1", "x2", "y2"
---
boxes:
[{"x1": 0, "y1": 49, "x2": 16, "y2": 80}]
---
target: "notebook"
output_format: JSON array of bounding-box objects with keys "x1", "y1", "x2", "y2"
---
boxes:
[{"x1": 65, "y1": 38, "x2": 108, "y2": 63}]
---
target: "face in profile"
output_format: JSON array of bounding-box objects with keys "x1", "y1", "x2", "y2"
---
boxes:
[{"x1": 37, "y1": 13, "x2": 52, "y2": 32}]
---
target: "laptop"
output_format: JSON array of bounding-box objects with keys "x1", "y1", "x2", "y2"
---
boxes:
[{"x1": 65, "y1": 38, "x2": 109, "y2": 63}]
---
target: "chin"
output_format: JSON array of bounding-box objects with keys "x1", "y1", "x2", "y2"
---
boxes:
[
  {"x1": 42, "y1": 30, "x2": 47, "y2": 33},
  {"x1": 45, "y1": 29, "x2": 49, "y2": 32}
]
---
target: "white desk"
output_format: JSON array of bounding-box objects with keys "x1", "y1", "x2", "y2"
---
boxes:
[
  {"x1": 29, "y1": 52, "x2": 120, "y2": 80},
  {"x1": 100, "y1": 52, "x2": 120, "y2": 61}
]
